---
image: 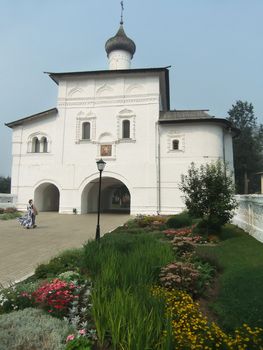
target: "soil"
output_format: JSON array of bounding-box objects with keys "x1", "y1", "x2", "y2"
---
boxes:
[{"x1": 197, "y1": 275, "x2": 221, "y2": 323}]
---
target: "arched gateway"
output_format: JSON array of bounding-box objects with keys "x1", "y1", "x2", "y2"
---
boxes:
[
  {"x1": 34, "y1": 182, "x2": 60, "y2": 212},
  {"x1": 81, "y1": 177, "x2": 130, "y2": 214}
]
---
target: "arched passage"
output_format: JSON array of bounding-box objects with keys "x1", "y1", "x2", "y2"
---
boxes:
[
  {"x1": 81, "y1": 177, "x2": 130, "y2": 214},
  {"x1": 34, "y1": 182, "x2": 60, "y2": 212}
]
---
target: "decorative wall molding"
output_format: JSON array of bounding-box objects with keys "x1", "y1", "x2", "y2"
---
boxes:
[
  {"x1": 125, "y1": 83, "x2": 145, "y2": 95},
  {"x1": 96, "y1": 83, "x2": 114, "y2": 96},
  {"x1": 167, "y1": 133, "x2": 185, "y2": 153},
  {"x1": 58, "y1": 95, "x2": 158, "y2": 108},
  {"x1": 75, "y1": 111, "x2": 96, "y2": 144},
  {"x1": 67, "y1": 87, "x2": 86, "y2": 97},
  {"x1": 27, "y1": 132, "x2": 51, "y2": 153},
  {"x1": 116, "y1": 109, "x2": 136, "y2": 141}
]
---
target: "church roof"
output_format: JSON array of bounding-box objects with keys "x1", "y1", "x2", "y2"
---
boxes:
[
  {"x1": 159, "y1": 110, "x2": 239, "y2": 133},
  {"x1": 5, "y1": 108, "x2": 57, "y2": 128},
  {"x1": 160, "y1": 110, "x2": 212, "y2": 120},
  {"x1": 105, "y1": 24, "x2": 136, "y2": 58}
]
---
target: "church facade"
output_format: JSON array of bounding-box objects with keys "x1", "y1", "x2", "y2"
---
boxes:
[{"x1": 6, "y1": 22, "x2": 235, "y2": 215}]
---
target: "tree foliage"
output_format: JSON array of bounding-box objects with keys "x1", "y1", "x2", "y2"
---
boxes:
[
  {"x1": 180, "y1": 161, "x2": 237, "y2": 232},
  {"x1": 227, "y1": 100, "x2": 263, "y2": 193},
  {"x1": 0, "y1": 176, "x2": 11, "y2": 193}
]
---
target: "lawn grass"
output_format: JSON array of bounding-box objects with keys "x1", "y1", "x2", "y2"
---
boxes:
[{"x1": 196, "y1": 224, "x2": 263, "y2": 331}]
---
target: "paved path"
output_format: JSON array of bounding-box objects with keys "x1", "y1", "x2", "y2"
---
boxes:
[{"x1": 0, "y1": 213, "x2": 130, "y2": 287}]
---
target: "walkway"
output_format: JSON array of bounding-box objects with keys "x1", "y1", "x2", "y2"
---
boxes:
[{"x1": 0, "y1": 212, "x2": 130, "y2": 287}]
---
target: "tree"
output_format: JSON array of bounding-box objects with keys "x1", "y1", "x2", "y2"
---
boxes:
[
  {"x1": 0, "y1": 176, "x2": 11, "y2": 193},
  {"x1": 179, "y1": 161, "x2": 237, "y2": 233},
  {"x1": 227, "y1": 100, "x2": 263, "y2": 194}
]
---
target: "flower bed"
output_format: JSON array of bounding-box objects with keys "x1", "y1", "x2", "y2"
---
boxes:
[{"x1": 153, "y1": 286, "x2": 263, "y2": 350}]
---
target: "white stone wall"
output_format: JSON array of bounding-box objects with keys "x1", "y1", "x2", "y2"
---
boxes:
[
  {"x1": 0, "y1": 194, "x2": 17, "y2": 208},
  {"x1": 158, "y1": 122, "x2": 234, "y2": 214},
  {"x1": 233, "y1": 195, "x2": 263, "y2": 243}
]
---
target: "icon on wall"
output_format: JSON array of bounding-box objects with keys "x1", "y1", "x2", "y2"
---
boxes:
[{"x1": 100, "y1": 144, "x2": 112, "y2": 157}]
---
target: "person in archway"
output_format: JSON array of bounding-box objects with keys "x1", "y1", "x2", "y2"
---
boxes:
[{"x1": 18, "y1": 199, "x2": 38, "y2": 229}]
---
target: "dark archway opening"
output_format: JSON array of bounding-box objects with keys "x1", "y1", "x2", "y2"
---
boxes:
[
  {"x1": 34, "y1": 183, "x2": 60, "y2": 212},
  {"x1": 81, "y1": 177, "x2": 130, "y2": 214}
]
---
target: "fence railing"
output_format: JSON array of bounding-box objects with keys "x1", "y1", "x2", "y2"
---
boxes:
[
  {"x1": 0, "y1": 193, "x2": 17, "y2": 209},
  {"x1": 232, "y1": 195, "x2": 263, "y2": 243}
]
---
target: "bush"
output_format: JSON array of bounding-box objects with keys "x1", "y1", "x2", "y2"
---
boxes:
[
  {"x1": 0, "y1": 211, "x2": 21, "y2": 220},
  {"x1": 166, "y1": 212, "x2": 192, "y2": 229},
  {"x1": 0, "y1": 208, "x2": 4, "y2": 214},
  {"x1": 65, "y1": 336, "x2": 92, "y2": 350},
  {"x1": 136, "y1": 215, "x2": 167, "y2": 228},
  {"x1": 4, "y1": 207, "x2": 17, "y2": 214},
  {"x1": 0, "y1": 281, "x2": 39, "y2": 314},
  {"x1": 180, "y1": 161, "x2": 237, "y2": 233},
  {"x1": 160, "y1": 261, "x2": 202, "y2": 297},
  {"x1": 0, "y1": 308, "x2": 73, "y2": 350},
  {"x1": 194, "y1": 217, "x2": 222, "y2": 235},
  {"x1": 34, "y1": 249, "x2": 84, "y2": 279}
]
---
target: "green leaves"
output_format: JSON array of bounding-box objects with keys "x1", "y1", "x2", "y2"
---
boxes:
[
  {"x1": 227, "y1": 100, "x2": 263, "y2": 193},
  {"x1": 180, "y1": 160, "x2": 237, "y2": 232}
]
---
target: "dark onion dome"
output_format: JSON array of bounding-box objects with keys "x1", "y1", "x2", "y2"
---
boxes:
[{"x1": 105, "y1": 25, "x2": 136, "y2": 58}]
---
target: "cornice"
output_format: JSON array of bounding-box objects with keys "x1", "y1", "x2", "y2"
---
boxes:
[{"x1": 58, "y1": 95, "x2": 158, "y2": 108}]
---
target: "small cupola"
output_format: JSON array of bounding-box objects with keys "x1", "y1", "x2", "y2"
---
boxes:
[{"x1": 105, "y1": 2, "x2": 136, "y2": 70}]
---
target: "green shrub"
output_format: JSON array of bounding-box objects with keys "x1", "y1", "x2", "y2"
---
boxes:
[
  {"x1": 65, "y1": 336, "x2": 92, "y2": 350},
  {"x1": 4, "y1": 207, "x2": 17, "y2": 214},
  {"x1": 0, "y1": 308, "x2": 73, "y2": 350},
  {"x1": 180, "y1": 161, "x2": 237, "y2": 232},
  {"x1": 136, "y1": 215, "x2": 167, "y2": 228},
  {"x1": 34, "y1": 249, "x2": 84, "y2": 279},
  {"x1": 0, "y1": 281, "x2": 40, "y2": 314},
  {"x1": 166, "y1": 212, "x2": 192, "y2": 229},
  {"x1": 0, "y1": 212, "x2": 21, "y2": 220},
  {"x1": 194, "y1": 217, "x2": 222, "y2": 235},
  {"x1": 0, "y1": 208, "x2": 4, "y2": 214}
]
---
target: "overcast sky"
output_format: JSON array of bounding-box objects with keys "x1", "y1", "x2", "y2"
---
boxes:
[{"x1": 0, "y1": 0, "x2": 262, "y2": 177}]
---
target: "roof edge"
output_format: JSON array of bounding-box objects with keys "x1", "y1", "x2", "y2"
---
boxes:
[
  {"x1": 159, "y1": 117, "x2": 240, "y2": 134},
  {"x1": 44, "y1": 67, "x2": 171, "y2": 84},
  {"x1": 5, "y1": 108, "x2": 58, "y2": 128}
]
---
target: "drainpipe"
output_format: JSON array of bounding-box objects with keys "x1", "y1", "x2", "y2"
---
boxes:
[{"x1": 156, "y1": 122, "x2": 161, "y2": 214}]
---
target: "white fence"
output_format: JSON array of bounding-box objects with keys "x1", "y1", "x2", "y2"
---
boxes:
[
  {"x1": 233, "y1": 195, "x2": 263, "y2": 243},
  {"x1": 0, "y1": 193, "x2": 17, "y2": 209}
]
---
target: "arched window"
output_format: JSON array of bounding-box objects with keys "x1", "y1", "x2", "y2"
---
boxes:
[
  {"x1": 122, "y1": 120, "x2": 130, "y2": 139},
  {"x1": 41, "y1": 137, "x2": 48, "y2": 152},
  {"x1": 32, "y1": 137, "x2": 40, "y2": 153},
  {"x1": 82, "y1": 122, "x2": 91, "y2": 140},
  {"x1": 172, "y1": 139, "x2": 179, "y2": 150}
]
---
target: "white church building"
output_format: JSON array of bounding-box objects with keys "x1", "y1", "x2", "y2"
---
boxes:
[{"x1": 6, "y1": 20, "x2": 235, "y2": 215}]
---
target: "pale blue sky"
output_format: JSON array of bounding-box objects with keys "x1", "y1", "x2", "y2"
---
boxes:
[{"x1": 0, "y1": 0, "x2": 262, "y2": 176}]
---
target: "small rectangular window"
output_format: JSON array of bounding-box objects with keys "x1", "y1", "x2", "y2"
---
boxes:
[
  {"x1": 172, "y1": 139, "x2": 179, "y2": 150},
  {"x1": 122, "y1": 120, "x2": 130, "y2": 139},
  {"x1": 82, "y1": 122, "x2": 91, "y2": 140}
]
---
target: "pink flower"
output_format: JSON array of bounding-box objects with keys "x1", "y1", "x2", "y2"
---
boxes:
[
  {"x1": 66, "y1": 334, "x2": 75, "y2": 342},
  {"x1": 79, "y1": 329, "x2": 86, "y2": 335}
]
